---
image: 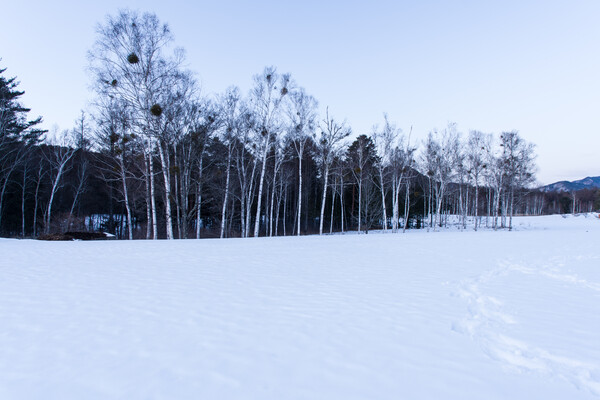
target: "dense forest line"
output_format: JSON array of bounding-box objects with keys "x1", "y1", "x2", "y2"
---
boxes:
[{"x1": 1, "y1": 10, "x2": 597, "y2": 239}]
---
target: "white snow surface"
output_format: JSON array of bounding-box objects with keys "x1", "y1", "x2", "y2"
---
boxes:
[{"x1": 1, "y1": 214, "x2": 599, "y2": 399}]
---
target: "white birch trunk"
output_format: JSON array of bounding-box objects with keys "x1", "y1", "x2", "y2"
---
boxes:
[
  {"x1": 148, "y1": 153, "x2": 158, "y2": 240},
  {"x1": 245, "y1": 160, "x2": 257, "y2": 238},
  {"x1": 493, "y1": 187, "x2": 501, "y2": 230},
  {"x1": 119, "y1": 153, "x2": 133, "y2": 240},
  {"x1": 358, "y1": 174, "x2": 362, "y2": 233},
  {"x1": 509, "y1": 187, "x2": 515, "y2": 231},
  {"x1": 458, "y1": 184, "x2": 464, "y2": 230},
  {"x1": 329, "y1": 183, "x2": 335, "y2": 234},
  {"x1": 275, "y1": 179, "x2": 283, "y2": 236},
  {"x1": 253, "y1": 136, "x2": 270, "y2": 237},
  {"x1": 46, "y1": 159, "x2": 70, "y2": 234},
  {"x1": 33, "y1": 166, "x2": 43, "y2": 237},
  {"x1": 21, "y1": 170, "x2": 26, "y2": 237},
  {"x1": 145, "y1": 168, "x2": 152, "y2": 239},
  {"x1": 319, "y1": 164, "x2": 329, "y2": 235},
  {"x1": 158, "y1": 144, "x2": 174, "y2": 240},
  {"x1": 340, "y1": 176, "x2": 345, "y2": 233},
  {"x1": 474, "y1": 181, "x2": 479, "y2": 231},
  {"x1": 403, "y1": 182, "x2": 411, "y2": 233},
  {"x1": 220, "y1": 147, "x2": 232, "y2": 239},
  {"x1": 297, "y1": 154, "x2": 303, "y2": 236},
  {"x1": 268, "y1": 164, "x2": 278, "y2": 237},
  {"x1": 283, "y1": 183, "x2": 287, "y2": 236},
  {"x1": 195, "y1": 157, "x2": 204, "y2": 239},
  {"x1": 379, "y1": 168, "x2": 387, "y2": 230},
  {"x1": 391, "y1": 180, "x2": 398, "y2": 232}
]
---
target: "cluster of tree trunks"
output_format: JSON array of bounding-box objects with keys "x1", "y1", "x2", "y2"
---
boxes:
[{"x1": 3, "y1": 10, "x2": 591, "y2": 239}]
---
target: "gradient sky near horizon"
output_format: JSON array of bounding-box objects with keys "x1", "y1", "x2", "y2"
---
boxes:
[{"x1": 2, "y1": 0, "x2": 599, "y2": 185}]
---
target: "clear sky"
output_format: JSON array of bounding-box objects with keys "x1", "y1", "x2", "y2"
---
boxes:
[{"x1": 2, "y1": 0, "x2": 599, "y2": 184}]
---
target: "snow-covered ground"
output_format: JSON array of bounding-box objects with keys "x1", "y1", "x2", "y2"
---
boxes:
[{"x1": 1, "y1": 214, "x2": 599, "y2": 399}]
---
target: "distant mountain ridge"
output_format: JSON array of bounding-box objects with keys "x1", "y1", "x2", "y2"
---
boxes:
[{"x1": 540, "y1": 176, "x2": 600, "y2": 192}]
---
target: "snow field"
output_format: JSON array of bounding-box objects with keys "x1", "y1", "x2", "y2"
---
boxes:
[{"x1": 0, "y1": 214, "x2": 599, "y2": 399}]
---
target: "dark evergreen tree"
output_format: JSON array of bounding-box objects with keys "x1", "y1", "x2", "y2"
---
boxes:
[
  {"x1": 0, "y1": 66, "x2": 45, "y2": 144},
  {"x1": 347, "y1": 134, "x2": 379, "y2": 232},
  {"x1": 0, "y1": 63, "x2": 46, "y2": 232}
]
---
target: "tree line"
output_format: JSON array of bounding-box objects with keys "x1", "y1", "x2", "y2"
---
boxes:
[{"x1": 4, "y1": 10, "x2": 579, "y2": 240}]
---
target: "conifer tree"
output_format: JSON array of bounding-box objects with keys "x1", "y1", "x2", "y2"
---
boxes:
[{"x1": 0, "y1": 64, "x2": 45, "y2": 230}]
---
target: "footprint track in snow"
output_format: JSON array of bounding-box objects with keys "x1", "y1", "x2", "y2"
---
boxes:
[{"x1": 452, "y1": 256, "x2": 600, "y2": 396}]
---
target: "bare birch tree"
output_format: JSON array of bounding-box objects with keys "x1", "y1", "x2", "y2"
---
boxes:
[
  {"x1": 466, "y1": 130, "x2": 490, "y2": 231},
  {"x1": 218, "y1": 87, "x2": 242, "y2": 238},
  {"x1": 315, "y1": 109, "x2": 350, "y2": 235},
  {"x1": 89, "y1": 10, "x2": 185, "y2": 239},
  {"x1": 287, "y1": 88, "x2": 317, "y2": 236},
  {"x1": 500, "y1": 130, "x2": 537, "y2": 230},
  {"x1": 372, "y1": 114, "x2": 398, "y2": 231},
  {"x1": 44, "y1": 130, "x2": 76, "y2": 233},
  {"x1": 421, "y1": 123, "x2": 459, "y2": 230},
  {"x1": 249, "y1": 67, "x2": 290, "y2": 237},
  {"x1": 94, "y1": 98, "x2": 136, "y2": 240}
]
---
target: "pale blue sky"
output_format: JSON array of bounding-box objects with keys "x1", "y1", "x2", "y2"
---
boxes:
[{"x1": 2, "y1": 0, "x2": 599, "y2": 184}]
